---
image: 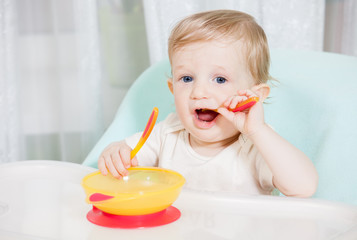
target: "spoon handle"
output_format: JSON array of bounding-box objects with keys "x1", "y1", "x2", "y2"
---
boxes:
[
  {"x1": 130, "y1": 107, "x2": 159, "y2": 159},
  {"x1": 230, "y1": 96, "x2": 259, "y2": 112}
]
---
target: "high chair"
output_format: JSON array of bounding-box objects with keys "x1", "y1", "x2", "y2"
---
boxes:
[{"x1": 83, "y1": 49, "x2": 357, "y2": 205}]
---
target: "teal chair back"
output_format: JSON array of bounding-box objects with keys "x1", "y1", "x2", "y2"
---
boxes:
[{"x1": 83, "y1": 49, "x2": 357, "y2": 205}]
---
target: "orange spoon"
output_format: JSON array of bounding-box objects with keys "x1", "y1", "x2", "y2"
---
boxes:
[
  {"x1": 203, "y1": 96, "x2": 259, "y2": 113},
  {"x1": 130, "y1": 107, "x2": 159, "y2": 159},
  {"x1": 229, "y1": 96, "x2": 259, "y2": 112}
]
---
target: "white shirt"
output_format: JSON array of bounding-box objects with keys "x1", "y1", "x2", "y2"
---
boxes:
[{"x1": 125, "y1": 113, "x2": 274, "y2": 195}]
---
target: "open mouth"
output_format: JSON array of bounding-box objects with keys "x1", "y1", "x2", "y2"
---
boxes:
[{"x1": 195, "y1": 109, "x2": 219, "y2": 122}]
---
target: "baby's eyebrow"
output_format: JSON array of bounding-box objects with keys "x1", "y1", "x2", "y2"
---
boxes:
[
  {"x1": 211, "y1": 65, "x2": 228, "y2": 72},
  {"x1": 173, "y1": 65, "x2": 187, "y2": 71},
  {"x1": 171, "y1": 65, "x2": 191, "y2": 76}
]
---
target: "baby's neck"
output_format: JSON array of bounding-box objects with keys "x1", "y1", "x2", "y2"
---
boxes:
[{"x1": 189, "y1": 134, "x2": 239, "y2": 157}]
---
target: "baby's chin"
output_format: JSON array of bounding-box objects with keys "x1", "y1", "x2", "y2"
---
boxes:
[{"x1": 188, "y1": 127, "x2": 240, "y2": 145}]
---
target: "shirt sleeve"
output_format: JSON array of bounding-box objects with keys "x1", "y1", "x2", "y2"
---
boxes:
[
  {"x1": 239, "y1": 134, "x2": 275, "y2": 194},
  {"x1": 255, "y1": 153, "x2": 274, "y2": 193}
]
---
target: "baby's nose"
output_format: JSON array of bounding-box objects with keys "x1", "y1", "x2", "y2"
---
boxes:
[{"x1": 190, "y1": 81, "x2": 210, "y2": 99}]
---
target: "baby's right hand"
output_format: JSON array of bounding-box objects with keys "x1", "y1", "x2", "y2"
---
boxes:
[{"x1": 98, "y1": 141, "x2": 138, "y2": 178}]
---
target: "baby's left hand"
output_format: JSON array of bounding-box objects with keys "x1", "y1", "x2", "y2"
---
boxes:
[{"x1": 217, "y1": 89, "x2": 265, "y2": 135}]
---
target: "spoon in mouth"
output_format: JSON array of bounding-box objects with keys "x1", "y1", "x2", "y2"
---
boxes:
[{"x1": 202, "y1": 96, "x2": 259, "y2": 113}]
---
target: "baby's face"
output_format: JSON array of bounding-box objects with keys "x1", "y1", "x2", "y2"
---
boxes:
[{"x1": 170, "y1": 40, "x2": 255, "y2": 143}]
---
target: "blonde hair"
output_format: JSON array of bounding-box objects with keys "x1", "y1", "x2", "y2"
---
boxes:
[{"x1": 168, "y1": 10, "x2": 272, "y2": 84}]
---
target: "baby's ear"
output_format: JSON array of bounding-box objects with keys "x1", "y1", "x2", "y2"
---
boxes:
[
  {"x1": 252, "y1": 83, "x2": 270, "y2": 101},
  {"x1": 167, "y1": 78, "x2": 174, "y2": 94}
]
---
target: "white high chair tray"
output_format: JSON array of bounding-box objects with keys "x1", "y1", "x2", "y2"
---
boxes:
[{"x1": 0, "y1": 160, "x2": 356, "y2": 240}]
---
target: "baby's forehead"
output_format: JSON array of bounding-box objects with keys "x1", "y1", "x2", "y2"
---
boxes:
[
  {"x1": 170, "y1": 39, "x2": 248, "y2": 63},
  {"x1": 172, "y1": 37, "x2": 246, "y2": 52},
  {"x1": 171, "y1": 41, "x2": 250, "y2": 70}
]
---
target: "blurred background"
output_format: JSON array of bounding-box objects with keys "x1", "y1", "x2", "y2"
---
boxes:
[{"x1": 0, "y1": 0, "x2": 356, "y2": 164}]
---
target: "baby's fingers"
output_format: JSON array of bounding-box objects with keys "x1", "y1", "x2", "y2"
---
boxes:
[
  {"x1": 223, "y1": 95, "x2": 247, "y2": 109},
  {"x1": 229, "y1": 95, "x2": 248, "y2": 110},
  {"x1": 238, "y1": 89, "x2": 257, "y2": 98},
  {"x1": 218, "y1": 107, "x2": 246, "y2": 132},
  {"x1": 217, "y1": 107, "x2": 235, "y2": 122},
  {"x1": 131, "y1": 156, "x2": 138, "y2": 167},
  {"x1": 111, "y1": 151, "x2": 128, "y2": 178},
  {"x1": 102, "y1": 153, "x2": 121, "y2": 178},
  {"x1": 119, "y1": 147, "x2": 132, "y2": 169},
  {"x1": 98, "y1": 156, "x2": 108, "y2": 175}
]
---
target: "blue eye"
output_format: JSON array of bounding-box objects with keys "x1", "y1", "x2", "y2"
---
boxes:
[
  {"x1": 215, "y1": 77, "x2": 226, "y2": 84},
  {"x1": 181, "y1": 76, "x2": 193, "y2": 83}
]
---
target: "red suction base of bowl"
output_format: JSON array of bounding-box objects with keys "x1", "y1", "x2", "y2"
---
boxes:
[{"x1": 87, "y1": 206, "x2": 181, "y2": 228}]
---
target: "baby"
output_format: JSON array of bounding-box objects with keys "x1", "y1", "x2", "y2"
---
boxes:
[{"x1": 98, "y1": 10, "x2": 318, "y2": 197}]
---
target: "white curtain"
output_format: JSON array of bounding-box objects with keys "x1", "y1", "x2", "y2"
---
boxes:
[
  {"x1": 0, "y1": 0, "x2": 103, "y2": 163},
  {"x1": 0, "y1": 0, "x2": 20, "y2": 162},
  {"x1": 0, "y1": 0, "x2": 149, "y2": 163},
  {"x1": 143, "y1": 0, "x2": 357, "y2": 64},
  {"x1": 324, "y1": 0, "x2": 357, "y2": 56}
]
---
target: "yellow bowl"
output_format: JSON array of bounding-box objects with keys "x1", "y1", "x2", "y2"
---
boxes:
[{"x1": 81, "y1": 167, "x2": 185, "y2": 216}]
